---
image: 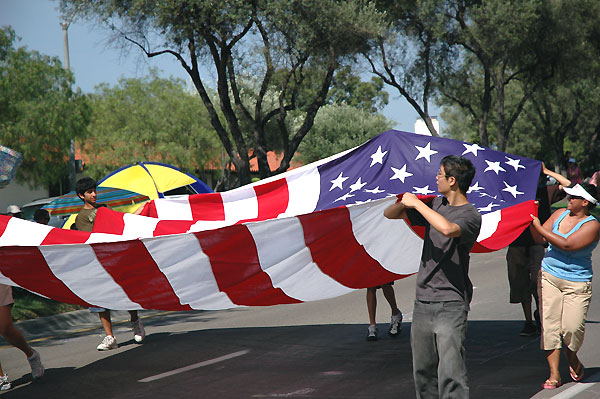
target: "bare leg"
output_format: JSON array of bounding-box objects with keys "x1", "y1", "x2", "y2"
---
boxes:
[
  {"x1": 366, "y1": 288, "x2": 377, "y2": 325},
  {"x1": 546, "y1": 349, "x2": 561, "y2": 384},
  {"x1": 564, "y1": 347, "x2": 582, "y2": 373},
  {"x1": 381, "y1": 284, "x2": 400, "y2": 316},
  {"x1": 99, "y1": 310, "x2": 113, "y2": 336},
  {"x1": 0, "y1": 305, "x2": 33, "y2": 358}
]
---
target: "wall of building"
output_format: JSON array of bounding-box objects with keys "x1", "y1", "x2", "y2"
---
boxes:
[{"x1": 0, "y1": 180, "x2": 48, "y2": 214}]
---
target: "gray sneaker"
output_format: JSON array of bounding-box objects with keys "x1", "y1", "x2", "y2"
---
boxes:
[
  {"x1": 27, "y1": 349, "x2": 44, "y2": 379},
  {"x1": 389, "y1": 312, "x2": 403, "y2": 336},
  {"x1": 132, "y1": 318, "x2": 145, "y2": 343},
  {"x1": 97, "y1": 335, "x2": 118, "y2": 351},
  {"x1": 0, "y1": 375, "x2": 11, "y2": 391}
]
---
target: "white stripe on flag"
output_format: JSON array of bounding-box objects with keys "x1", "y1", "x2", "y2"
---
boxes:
[
  {"x1": 477, "y1": 210, "x2": 501, "y2": 241},
  {"x1": 349, "y1": 198, "x2": 422, "y2": 275},
  {"x1": 222, "y1": 186, "x2": 258, "y2": 223},
  {"x1": 246, "y1": 217, "x2": 353, "y2": 301},
  {"x1": 122, "y1": 213, "x2": 160, "y2": 239},
  {"x1": 154, "y1": 196, "x2": 193, "y2": 220},
  {"x1": 0, "y1": 218, "x2": 51, "y2": 246},
  {"x1": 143, "y1": 234, "x2": 236, "y2": 310},
  {"x1": 39, "y1": 245, "x2": 141, "y2": 309},
  {"x1": 280, "y1": 167, "x2": 321, "y2": 218}
]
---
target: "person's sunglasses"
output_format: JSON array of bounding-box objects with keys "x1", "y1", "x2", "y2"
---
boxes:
[{"x1": 568, "y1": 195, "x2": 584, "y2": 201}]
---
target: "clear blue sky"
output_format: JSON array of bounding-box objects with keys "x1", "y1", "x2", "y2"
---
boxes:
[{"x1": 1, "y1": 0, "x2": 439, "y2": 132}]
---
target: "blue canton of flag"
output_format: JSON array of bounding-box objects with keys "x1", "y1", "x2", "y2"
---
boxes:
[{"x1": 315, "y1": 130, "x2": 542, "y2": 214}]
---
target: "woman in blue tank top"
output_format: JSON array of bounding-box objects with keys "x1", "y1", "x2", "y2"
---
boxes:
[{"x1": 530, "y1": 183, "x2": 600, "y2": 390}]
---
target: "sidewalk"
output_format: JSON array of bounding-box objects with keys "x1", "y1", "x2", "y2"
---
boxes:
[{"x1": 2, "y1": 309, "x2": 169, "y2": 346}]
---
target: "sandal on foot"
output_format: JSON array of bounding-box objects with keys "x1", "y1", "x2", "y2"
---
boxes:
[
  {"x1": 570, "y1": 361, "x2": 585, "y2": 382},
  {"x1": 543, "y1": 379, "x2": 562, "y2": 389}
]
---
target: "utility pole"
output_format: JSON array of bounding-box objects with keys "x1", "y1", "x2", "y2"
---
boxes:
[{"x1": 61, "y1": 15, "x2": 76, "y2": 193}]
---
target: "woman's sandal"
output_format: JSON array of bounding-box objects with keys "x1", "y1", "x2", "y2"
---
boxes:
[
  {"x1": 570, "y1": 361, "x2": 585, "y2": 382},
  {"x1": 543, "y1": 379, "x2": 562, "y2": 389}
]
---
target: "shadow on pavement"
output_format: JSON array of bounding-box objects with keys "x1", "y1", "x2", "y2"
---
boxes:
[{"x1": 0, "y1": 320, "x2": 575, "y2": 399}]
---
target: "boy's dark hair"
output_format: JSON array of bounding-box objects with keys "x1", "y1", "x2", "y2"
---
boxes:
[
  {"x1": 33, "y1": 208, "x2": 50, "y2": 223},
  {"x1": 581, "y1": 183, "x2": 599, "y2": 212},
  {"x1": 76, "y1": 177, "x2": 97, "y2": 197},
  {"x1": 441, "y1": 155, "x2": 476, "y2": 195}
]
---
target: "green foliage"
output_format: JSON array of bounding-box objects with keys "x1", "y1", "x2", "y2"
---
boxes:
[
  {"x1": 60, "y1": 0, "x2": 389, "y2": 186},
  {"x1": 298, "y1": 104, "x2": 392, "y2": 164},
  {"x1": 0, "y1": 27, "x2": 90, "y2": 188},
  {"x1": 82, "y1": 73, "x2": 221, "y2": 180},
  {"x1": 11, "y1": 288, "x2": 83, "y2": 322}
]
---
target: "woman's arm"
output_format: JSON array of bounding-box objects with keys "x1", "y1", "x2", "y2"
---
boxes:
[
  {"x1": 531, "y1": 213, "x2": 600, "y2": 251},
  {"x1": 543, "y1": 163, "x2": 570, "y2": 188}
]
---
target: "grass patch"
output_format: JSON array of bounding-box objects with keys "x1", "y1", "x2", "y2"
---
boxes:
[{"x1": 11, "y1": 288, "x2": 84, "y2": 322}]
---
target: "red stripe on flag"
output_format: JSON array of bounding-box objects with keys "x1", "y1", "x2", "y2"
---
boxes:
[
  {"x1": 0, "y1": 246, "x2": 91, "y2": 306},
  {"x1": 91, "y1": 208, "x2": 125, "y2": 235},
  {"x1": 41, "y1": 229, "x2": 91, "y2": 245},
  {"x1": 189, "y1": 193, "x2": 226, "y2": 221},
  {"x1": 473, "y1": 200, "x2": 538, "y2": 253},
  {"x1": 153, "y1": 220, "x2": 195, "y2": 236},
  {"x1": 0, "y1": 216, "x2": 10, "y2": 236},
  {"x1": 195, "y1": 225, "x2": 300, "y2": 306},
  {"x1": 254, "y1": 179, "x2": 290, "y2": 220},
  {"x1": 299, "y1": 206, "x2": 404, "y2": 288},
  {"x1": 140, "y1": 201, "x2": 158, "y2": 218},
  {"x1": 92, "y1": 241, "x2": 192, "y2": 311}
]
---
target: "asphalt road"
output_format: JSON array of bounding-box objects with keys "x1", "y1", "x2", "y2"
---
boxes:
[{"x1": 1, "y1": 247, "x2": 599, "y2": 399}]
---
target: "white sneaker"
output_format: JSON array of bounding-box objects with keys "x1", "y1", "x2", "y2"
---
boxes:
[
  {"x1": 366, "y1": 325, "x2": 378, "y2": 341},
  {"x1": 389, "y1": 312, "x2": 403, "y2": 336},
  {"x1": 97, "y1": 335, "x2": 117, "y2": 351},
  {"x1": 132, "y1": 318, "x2": 145, "y2": 343},
  {"x1": 27, "y1": 349, "x2": 45, "y2": 379},
  {"x1": 0, "y1": 375, "x2": 11, "y2": 391}
]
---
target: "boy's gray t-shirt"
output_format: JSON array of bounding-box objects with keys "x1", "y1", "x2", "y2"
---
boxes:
[{"x1": 407, "y1": 196, "x2": 482, "y2": 305}]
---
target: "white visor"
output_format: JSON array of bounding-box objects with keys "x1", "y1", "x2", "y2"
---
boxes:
[{"x1": 563, "y1": 184, "x2": 598, "y2": 204}]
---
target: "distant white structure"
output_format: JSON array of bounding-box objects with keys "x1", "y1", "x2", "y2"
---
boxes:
[{"x1": 414, "y1": 117, "x2": 439, "y2": 136}]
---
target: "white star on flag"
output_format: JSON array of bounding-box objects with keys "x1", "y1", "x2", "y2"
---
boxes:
[
  {"x1": 505, "y1": 156, "x2": 526, "y2": 172},
  {"x1": 330, "y1": 172, "x2": 348, "y2": 191},
  {"x1": 502, "y1": 181, "x2": 524, "y2": 198},
  {"x1": 390, "y1": 165, "x2": 413, "y2": 183},
  {"x1": 478, "y1": 202, "x2": 500, "y2": 212},
  {"x1": 354, "y1": 199, "x2": 373, "y2": 205},
  {"x1": 484, "y1": 160, "x2": 506, "y2": 175},
  {"x1": 370, "y1": 146, "x2": 388, "y2": 167},
  {"x1": 349, "y1": 177, "x2": 367, "y2": 192},
  {"x1": 365, "y1": 186, "x2": 385, "y2": 194},
  {"x1": 414, "y1": 142, "x2": 438, "y2": 162},
  {"x1": 334, "y1": 192, "x2": 355, "y2": 202},
  {"x1": 467, "y1": 181, "x2": 484, "y2": 193},
  {"x1": 462, "y1": 143, "x2": 485, "y2": 157},
  {"x1": 413, "y1": 185, "x2": 435, "y2": 195}
]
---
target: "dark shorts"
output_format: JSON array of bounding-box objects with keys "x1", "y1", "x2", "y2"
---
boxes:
[{"x1": 506, "y1": 245, "x2": 545, "y2": 303}]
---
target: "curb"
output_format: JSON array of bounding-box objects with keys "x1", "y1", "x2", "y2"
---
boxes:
[{"x1": 6, "y1": 309, "x2": 167, "y2": 344}]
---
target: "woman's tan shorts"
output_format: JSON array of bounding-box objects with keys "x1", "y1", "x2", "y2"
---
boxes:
[
  {"x1": 0, "y1": 284, "x2": 14, "y2": 307},
  {"x1": 540, "y1": 270, "x2": 592, "y2": 351}
]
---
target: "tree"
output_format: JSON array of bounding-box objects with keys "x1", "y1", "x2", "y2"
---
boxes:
[
  {"x1": 366, "y1": 0, "x2": 455, "y2": 136},
  {"x1": 0, "y1": 27, "x2": 90, "y2": 189},
  {"x1": 60, "y1": 0, "x2": 387, "y2": 188},
  {"x1": 438, "y1": 0, "x2": 563, "y2": 151},
  {"x1": 298, "y1": 103, "x2": 393, "y2": 163},
  {"x1": 82, "y1": 73, "x2": 221, "y2": 181}
]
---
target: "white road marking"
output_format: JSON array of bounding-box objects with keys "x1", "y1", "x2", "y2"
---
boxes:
[
  {"x1": 138, "y1": 349, "x2": 250, "y2": 382},
  {"x1": 549, "y1": 371, "x2": 600, "y2": 399}
]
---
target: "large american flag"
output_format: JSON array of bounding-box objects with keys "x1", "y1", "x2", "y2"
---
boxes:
[{"x1": 0, "y1": 130, "x2": 540, "y2": 310}]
